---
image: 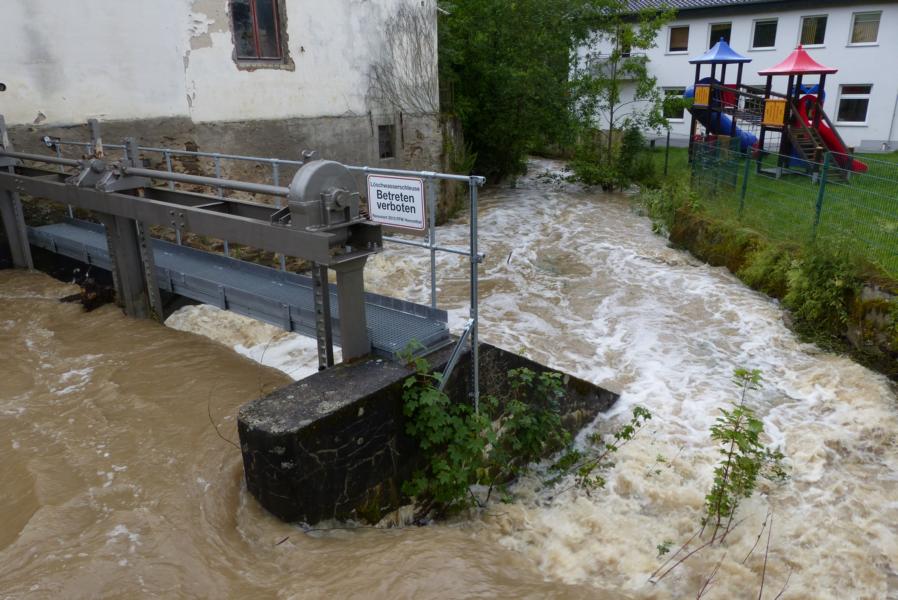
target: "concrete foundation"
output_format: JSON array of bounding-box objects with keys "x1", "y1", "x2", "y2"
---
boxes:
[{"x1": 238, "y1": 343, "x2": 618, "y2": 524}]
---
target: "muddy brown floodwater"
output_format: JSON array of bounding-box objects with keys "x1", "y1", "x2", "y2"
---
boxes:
[
  {"x1": 2, "y1": 160, "x2": 897, "y2": 599},
  {"x1": 0, "y1": 270, "x2": 602, "y2": 599}
]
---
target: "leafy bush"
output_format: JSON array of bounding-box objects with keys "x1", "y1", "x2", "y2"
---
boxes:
[
  {"x1": 783, "y1": 247, "x2": 860, "y2": 336},
  {"x1": 570, "y1": 157, "x2": 623, "y2": 190},
  {"x1": 401, "y1": 355, "x2": 652, "y2": 517},
  {"x1": 570, "y1": 125, "x2": 659, "y2": 190},
  {"x1": 640, "y1": 177, "x2": 698, "y2": 234},
  {"x1": 550, "y1": 406, "x2": 652, "y2": 491},
  {"x1": 402, "y1": 357, "x2": 571, "y2": 517}
]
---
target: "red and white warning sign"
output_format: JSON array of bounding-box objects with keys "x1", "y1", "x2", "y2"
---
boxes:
[{"x1": 367, "y1": 174, "x2": 426, "y2": 231}]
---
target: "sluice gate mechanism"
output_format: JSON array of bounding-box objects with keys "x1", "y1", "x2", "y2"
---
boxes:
[{"x1": 0, "y1": 116, "x2": 464, "y2": 365}]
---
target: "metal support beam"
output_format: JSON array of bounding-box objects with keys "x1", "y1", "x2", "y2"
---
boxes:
[
  {"x1": 99, "y1": 213, "x2": 162, "y2": 320},
  {"x1": 0, "y1": 116, "x2": 33, "y2": 269},
  {"x1": 0, "y1": 186, "x2": 33, "y2": 269},
  {"x1": 332, "y1": 256, "x2": 370, "y2": 361}
]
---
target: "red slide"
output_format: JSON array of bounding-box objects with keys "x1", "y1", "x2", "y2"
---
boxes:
[{"x1": 796, "y1": 95, "x2": 868, "y2": 173}]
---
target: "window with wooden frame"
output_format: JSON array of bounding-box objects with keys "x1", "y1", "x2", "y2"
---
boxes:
[{"x1": 231, "y1": 0, "x2": 288, "y2": 63}]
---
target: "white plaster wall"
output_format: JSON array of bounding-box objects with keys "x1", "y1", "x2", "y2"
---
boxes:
[
  {"x1": 586, "y1": 1, "x2": 898, "y2": 149},
  {"x1": 185, "y1": 0, "x2": 433, "y2": 122},
  {"x1": 0, "y1": 0, "x2": 436, "y2": 127},
  {"x1": 0, "y1": 0, "x2": 190, "y2": 126}
]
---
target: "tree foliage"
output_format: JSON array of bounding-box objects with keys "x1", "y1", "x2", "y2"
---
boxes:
[
  {"x1": 438, "y1": 1, "x2": 673, "y2": 182},
  {"x1": 438, "y1": 0, "x2": 598, "y2": 180},
  {"x1": 573, "y1": 4, "x2": 673, "y2": 148}
]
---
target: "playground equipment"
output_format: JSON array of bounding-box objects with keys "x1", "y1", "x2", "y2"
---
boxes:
[
  {"x1": 685, "y1": 41, "x2": 868, "y2": 176},
  {"x1": 686, "y1": 38, "x2": 757, "y2": 153},
  {"x1": 757, "y1": 47, "x2": 867, "y2": 173}
]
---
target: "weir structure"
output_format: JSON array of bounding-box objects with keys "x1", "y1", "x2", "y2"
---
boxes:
[
  {"x1": 0, "y1": 116, "x2": 618, "y2": 523},
  {"x1": 0, "y1": 116, "x2": 485, "y2": 366}
]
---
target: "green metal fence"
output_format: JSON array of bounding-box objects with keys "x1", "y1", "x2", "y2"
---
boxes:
[{"x1": 691, "y1": 140, "x2": 898, "y2": 278}]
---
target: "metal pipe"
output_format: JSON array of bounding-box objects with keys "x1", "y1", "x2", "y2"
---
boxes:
[
  {"x1": 272, "y1": 161, "x2": 287, "y2": 269},
  {"x1": 885, "y1": 91, "x2": 898, "y2": 150},
  {"x1": 48, "y1": 140, "x2": 483, "y2": 185},
  {"x1": 164, "y1": 151, "x2": 175, "y2": 191},
  {"x1": 213, "y1": 155, "x2": 230, "y2": 257},
  {"x1": 382, "y1": 235, "x2": 470, "y2": 257},
  {"x1": 348, "y1": 165, "x2": 486, "y2": 185},
  {"x1": 0, "y1": 150, "x2": 80, "y2": 167},
  {"x1": 121, "y1": 166, "x2": 289, "y2": 197},
  {"x1": 55, "y1": 140, "x2": 305, "y2": 166}
]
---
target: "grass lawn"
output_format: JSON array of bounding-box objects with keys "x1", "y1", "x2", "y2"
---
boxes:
[{"x1": 646, "y1": 145, "x2": 898, "y2": 277}]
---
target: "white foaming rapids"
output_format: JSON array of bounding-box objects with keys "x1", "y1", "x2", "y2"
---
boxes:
[
  {"x1": 169, "y1": 159, "x2": 898, "y2": 598},
  {"x1": 165, "y1": 304, "x2": 340, "y2": 381},
  {"x1": 368, "y1": 160, "x2": 898, "y2": 598}
]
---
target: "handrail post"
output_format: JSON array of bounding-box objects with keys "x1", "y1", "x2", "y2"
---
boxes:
[
  {"x1": 428, "y1": 177, "x2": 437, "y2": 310},
  {"x1": 0, "y1": 115, "x2": 34, "y2": 269},
  {"x1": 813, "y1": 152, "x2": 830, "y2": 242},
  {"x1": 272, "y1": 160, "x2": 287, "y2": 270},
  {"x1": 57, "y1": 145, "x2": 74, "y2": 218},
  {"x1": 214, "y1": 154, "x2": 230, "y2": 257},
  {"x1": 469, "y1": 177, "x2": 481, "y2": 412}
]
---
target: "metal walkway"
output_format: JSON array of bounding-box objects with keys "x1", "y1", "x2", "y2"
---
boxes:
[{"x1": 28, "y1": 219, "x2": 450, "y2": 359}]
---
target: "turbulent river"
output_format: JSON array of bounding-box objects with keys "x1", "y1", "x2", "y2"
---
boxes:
[{"x1": 2, "y1": 161, "x2": 896, "y2": 599}]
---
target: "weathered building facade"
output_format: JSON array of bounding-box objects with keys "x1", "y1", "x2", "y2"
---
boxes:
[{"x1": 0, "y1": 0, "x2": 442, "y2": 172}]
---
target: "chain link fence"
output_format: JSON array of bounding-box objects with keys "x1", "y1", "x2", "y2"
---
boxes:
[{"x1": 692, "y1": 139, "x2": 898, "y2": 277}]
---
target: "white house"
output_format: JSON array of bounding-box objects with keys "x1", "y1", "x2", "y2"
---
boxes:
[
  {"x1": 599, "y1": 0, "x2": 898, "y2": 151},
  {"x1": 0, "y1": 0, "x2": 442, "y2": 170}
]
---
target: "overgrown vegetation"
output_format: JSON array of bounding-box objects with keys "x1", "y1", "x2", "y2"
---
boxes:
[
  {"x1": 550, "y1": 405, "x2": 652, "y2": 491},
  {"x1": 401, "y1": 354, "x2": 651, "y2": 518},
  {"x1": 568, "y1": 3, "x2": 673, "y2": 189},
  {"x1": 401, "y1": 355, "x2": 571, "y2": 516},
  {"x1": 570, "y1": 125, "x2": 660, "y2": 190},
  {"x1": 638, "y1": 170, "x2": 898, "y2": 378}
]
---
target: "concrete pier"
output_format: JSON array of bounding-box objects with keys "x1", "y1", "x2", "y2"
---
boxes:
[{"x1": 238, "y1": 343, "x2": 618, "y2": 524}]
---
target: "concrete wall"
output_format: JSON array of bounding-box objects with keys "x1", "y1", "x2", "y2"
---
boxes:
[
  {"x1": 585, "y1": 0, "x2": 898, "y2": 150},
  {"x1": 238, "y1": 342, "x2": 619, "y2": 524}
]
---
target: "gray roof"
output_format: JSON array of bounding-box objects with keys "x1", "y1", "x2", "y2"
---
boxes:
[{"x1": 628, "y1": 0, "x2": 785, "y2": 10}]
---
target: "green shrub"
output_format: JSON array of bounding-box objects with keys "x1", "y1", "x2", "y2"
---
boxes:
[
  {"x1": 737, "y1": 244, "x2": 794, "y2": 299},
  {"x1": 401, "y1": 358, "x2": 571, "y2": 517},
  {"x1": 784, "y1": 247, "x2": 860, "y2": 335}
]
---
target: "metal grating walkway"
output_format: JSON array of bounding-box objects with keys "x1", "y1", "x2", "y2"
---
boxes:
[{"x1": 28, "y1": 219, "x2": 450, "y2": 359}]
